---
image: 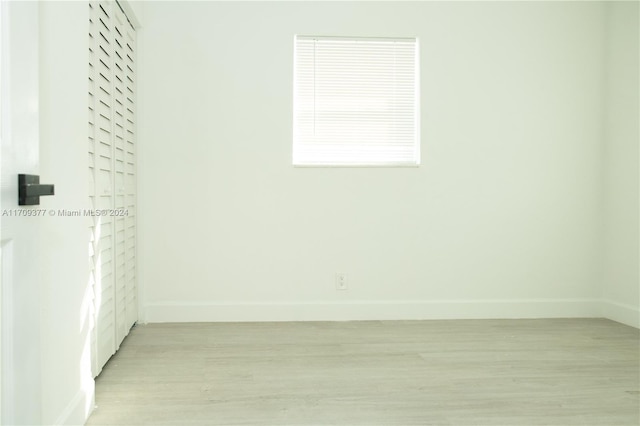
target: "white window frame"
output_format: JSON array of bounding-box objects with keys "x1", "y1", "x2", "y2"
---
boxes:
[{"x1": 293, "y1": 35, "x2": 420, "y2": 167}]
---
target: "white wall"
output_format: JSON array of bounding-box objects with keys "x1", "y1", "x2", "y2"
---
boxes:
[
  {"x1": 0, "y1": 1, "x2": 90, "y2": 424},
  {"x1": 1, "y1": 2, "x2": 43, "y2": 423},
  {"x1": 138, "y1": 1, "x2": 607, "y2": 322},
  {"x1": 38, "y1": 2, "x2": 94, "y2": 424},
  {"x1": 602, "y1": 1, "x2": 640, "y2": 328}
]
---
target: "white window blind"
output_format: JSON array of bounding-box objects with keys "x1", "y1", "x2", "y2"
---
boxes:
[{"x1": 293, "y1": 36, "x2": 420, "y2": 166}]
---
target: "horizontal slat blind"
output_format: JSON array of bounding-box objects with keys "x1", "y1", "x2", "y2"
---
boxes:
[{"x1": 293, "y1": 36, "x2": 420, "y2": 166}]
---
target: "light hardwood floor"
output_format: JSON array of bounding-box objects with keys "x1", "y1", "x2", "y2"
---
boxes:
[{"x1": 86, "y1": 319, "x2": 639, "y2": 425}]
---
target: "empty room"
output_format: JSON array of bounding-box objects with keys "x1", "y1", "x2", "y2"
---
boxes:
[{"x1": 0, "y1": 0, "x2": 638, "y2": 425}]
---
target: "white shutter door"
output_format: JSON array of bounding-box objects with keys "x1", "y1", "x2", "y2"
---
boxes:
[
  {"x1": 89, "y1": 0, "x2": 137, "y2": 376},
  {"x1": 89, "y1": 1, "x2": 117, "y2": 375},
  {"x1": 122, "y1": 15, "x2": 138, "y2": 331},
  {"x1": 88, "y1": 3, "x2": 98, "y2": 374},
  {"x1": 112, "y1": 4, "x2": 127, "y2": 346},
  {"x1": 88, "y1": 0, "x2": 99, "y2": 376},
  {"x1": 112, "y1": 2, "x2": 137, "y2": 347}
]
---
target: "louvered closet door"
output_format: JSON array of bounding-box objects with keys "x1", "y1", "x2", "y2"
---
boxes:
[
  {"x1": 89, "y1": 1, "x2": 117, "y2": 375},
  {"x1": 121, "y1": 13, "x2": 138, "y2": 331},
  {"x1": 112, "y1": 5, "x2": 128, "y2": 345},
  {"x1": 88, "y1": 0, "x2": 137, "y2": 377}
]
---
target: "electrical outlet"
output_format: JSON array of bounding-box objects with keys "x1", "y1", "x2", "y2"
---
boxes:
[{"x1": 335, "y1": 273, "x2": 348, "y2": 290}]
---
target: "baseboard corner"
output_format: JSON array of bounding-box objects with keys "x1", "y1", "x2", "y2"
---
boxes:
[{"x1": 601, "y1": 300, "x2": 640, "y2": 328}]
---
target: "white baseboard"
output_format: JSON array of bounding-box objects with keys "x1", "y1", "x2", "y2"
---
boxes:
[
  {"x1": 601, "y1": 300, "x2": 640, "y2": 328},
  {"x1": 143, "y1": 299, "x2": 601, "y2": 323},
  {"x1": 53, "y1": 387, "x2": 93, "y2": 426}
]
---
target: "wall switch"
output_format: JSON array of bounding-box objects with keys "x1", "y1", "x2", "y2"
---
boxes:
[{"x1": 335, "y1": 273, "x2": 348, "y2": 290}]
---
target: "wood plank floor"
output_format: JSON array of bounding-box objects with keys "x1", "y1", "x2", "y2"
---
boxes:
[{"x1": 86, "y1": 319, "x2": 639, "y2": 425}]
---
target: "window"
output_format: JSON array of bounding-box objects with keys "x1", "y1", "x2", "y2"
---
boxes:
[{"x1": 293, "y1": 36, "x2": 420, "y2": 166}]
